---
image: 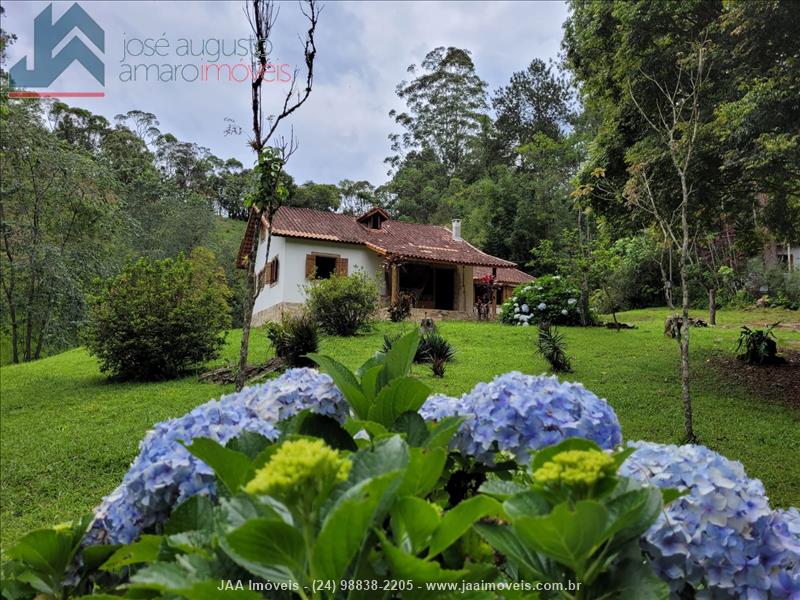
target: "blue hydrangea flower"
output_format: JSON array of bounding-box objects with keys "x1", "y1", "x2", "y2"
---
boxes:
[
  {"x1": 621, "y1": 441, "x2": 800, "y2": 598},
  {"x1": 86, "y1": 369, "x2": 346, "y2": 545},
  {"x1": 419, "y1": 372, "x2": 622, "y2": 464}
]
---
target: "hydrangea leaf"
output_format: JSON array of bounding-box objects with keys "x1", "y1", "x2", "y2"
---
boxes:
[
  {"x1": 312, "y1": 470, "x2": 403, "y2": 582},
  {"x1": 473, "y1": 522, "x2": 546, "y2": 579},
  {"x1": 426, "y1": 495, "x2": 504, "y2": 558},
  {"x1": 279, "y1": 411, "x2": 357, "y2": 451},
  {"x1": 424, "y1": 416, "x2": 464, "y2": 450},
  {"x1": 357, "y1": 363, "x2": 384, "y2": 403},
  {"x1": 391, "y1": 411, "x2": 429, "y2": 446},
  {"x1": 503, "y1": 490, "x2": 550, "y2": 520},
  {"x1": 378, "y1": 330, "x2": 420, "y2": 388},
  {"x1": 346, "y1": 435, "x2": 410, "y2": 486},
  {"x1": 225, "y1": 431, "x2": 273, "y2": 460},
  {"x1": 604, "y1": 487, "x2": 663, "y2": 547},
  {"x1": 396, "y1": 447, "x2": 447, "y2": 497},
  {"x1": 223, "y1": 518, "x2": 306, "y2": 586},
  {"x1": 165, "y1": 495, "x2": 214, "y2": 535},
  {"x1": 513, "y1": 500, "x2": 610, "y2": 576},
  {"x1": 100, "y1": 535, "x2": 164, "y2": 572},
  {"x1": 390, "y1": 496, "x2": 441, "y2": 555},
  {"x1": 308, "y1": 353, "x2": 370, "y2": 418},
  {"x1": 477, "y1": 479, "x2": 528, "y2": 501},
  {"x1": 377, "y1": 530, "x2": 496, "y2": 584},
  {"x1": 182, "y1": 438, "x2": 252, "y2": 495},
  {"x1": 343, "y1": 419, "x2": 389, "y2": 439},
  {"x1": 368, "y1": 377, "x2": 430, "y2": 427}
]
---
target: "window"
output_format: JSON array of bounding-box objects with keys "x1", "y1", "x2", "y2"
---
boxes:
[
  {"x1": 305, "y1": 254, "x2": 348, "y2": 279},
  {"x1": 370, "y1": 214, "x2": 382, "y2": 229},
  {"x1": 257, "y1": 257, "x2": 279, "y2": 292},
  {"x1": 314, "y1": 256, "x2": 337, "y2": 279},
  {"x1": 270, "y1": 257, "x2": 279, "y2": 284}
]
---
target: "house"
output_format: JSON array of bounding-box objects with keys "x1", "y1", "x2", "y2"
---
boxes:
[{"x1": 236, "y1": 206, "x2": 523, "y2": 325}]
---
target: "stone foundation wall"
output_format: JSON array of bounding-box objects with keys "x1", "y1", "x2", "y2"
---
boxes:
[
  {"x1": 251, "y1": 302, "x2": 304, "y2": 327},
  {"x1": 254, "y1": 304, "x2": 478, "y2": 327}
]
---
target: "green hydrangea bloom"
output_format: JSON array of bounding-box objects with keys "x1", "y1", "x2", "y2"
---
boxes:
[
  {"x1": 533, "y1": 449, "x2": 615, "y2": 487},
  {"x1": 245, "y1": 438, "x2": 351, "y2": 501}
]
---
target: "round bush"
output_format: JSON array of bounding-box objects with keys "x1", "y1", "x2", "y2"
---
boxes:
[
  {"x1": 499, "y1": 275, "x2": 584, "y2": 326},
  {"x1": 419, "y1": 371, "x2": 622, "y2": 464},
  {"x1": 86, "y1": 368, "x2": 347, "y2": 545},
  {"x1": 86, "y1": 249, "x2": 231, "y2": 380},
  {"x1": 621, "y1": 441, "x2": 800, "y2": 598},
  {"x1": 305, "y1": 271, "x2": 379, "y2": 336}
]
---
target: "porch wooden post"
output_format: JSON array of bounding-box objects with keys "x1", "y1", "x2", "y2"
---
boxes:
[
  {"x1": 390, "y1": 263, "x2": 399, "y2": 304},
  {"x1": 491, "y1": 267, "x2": 497, "y2": 318}
]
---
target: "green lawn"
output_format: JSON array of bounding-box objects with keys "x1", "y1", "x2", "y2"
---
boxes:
[{"x1": 1, "y1": 307, "x2": 798, "y2": 551}]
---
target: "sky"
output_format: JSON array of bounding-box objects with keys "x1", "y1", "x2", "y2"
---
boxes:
[{"x1": 3, "y1": 0, "x2": 569, "y2": 185}]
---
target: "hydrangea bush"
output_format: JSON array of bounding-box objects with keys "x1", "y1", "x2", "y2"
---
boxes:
[
  {"x1": 86, "y1": 368, "x2": 346, "y2": 544},
  {"x1": 621, "y1": 441, "x2": 800, "y2": 598},
  {"x1": 419, "y1": 371, "x2": 622, "y2": 464},
  {"x1": 499, "y1": 274, "x2": 585, "y2": 326}
]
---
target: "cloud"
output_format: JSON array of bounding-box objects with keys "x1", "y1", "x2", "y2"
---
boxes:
[{"x1": 3, "y1": 0, "x2": 568, "y2": 185}]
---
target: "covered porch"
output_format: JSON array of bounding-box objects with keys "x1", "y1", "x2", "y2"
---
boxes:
[{"x1": 385, "y1": 260, "x2": 502, "y2": 319}]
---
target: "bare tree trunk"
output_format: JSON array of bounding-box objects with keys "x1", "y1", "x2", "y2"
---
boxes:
[
  {"x1": 658, "y1": 246, "x2": 675, "y2": 309},
  {"x1": 235, "y1": 0, "x2": 318, "y2": 391},
  {"x1": 577, "y1": 210, "x2": 590, "y2": 326},
  {"x1": 235, "y1": 239, "x2": 259, "y2": 391},
  {"x1": 708, "y1": 288, "x2": 716, "y2": 326},
  {"x1": 679, "y1": 184, "x2": 695, "y2": 443}
]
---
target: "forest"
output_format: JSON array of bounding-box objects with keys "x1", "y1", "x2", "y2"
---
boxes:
[{"x1": 2, "y1": 0, "x2": 799, "y2": 363}]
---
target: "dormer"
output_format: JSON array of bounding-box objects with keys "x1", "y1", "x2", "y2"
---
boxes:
[{"x1": 357, "y1": 207, "x2": 390, "y2": 230}]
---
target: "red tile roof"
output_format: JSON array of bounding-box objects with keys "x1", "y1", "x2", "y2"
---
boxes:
[
  {"x1": 238, "y1": 207, "x2": 516, "y2": 269},
  {"x1": 473, "y1": 266, "x2": 535, "y2": 285}
]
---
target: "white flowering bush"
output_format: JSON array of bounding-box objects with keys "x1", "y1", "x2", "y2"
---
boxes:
[
  {"x1": 420, "y1": 371, "x2": 622, "y2": 464},
  {"x1": 86, "y1": 368, "x2": 347, "y2": 544},
  {"x1": 621, "y1": 441, "x2": 800, "y2": 598},
  {"x1": 499, "y1": 274, "x2": 586, "y2": 326}
]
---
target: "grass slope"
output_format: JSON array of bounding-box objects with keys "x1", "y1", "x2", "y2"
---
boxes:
[{"x1": 1, "y1": 307, "x2": 798, "y2": 550}]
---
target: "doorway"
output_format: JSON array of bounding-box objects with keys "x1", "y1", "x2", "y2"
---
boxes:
[{"x1": 434, "y1": 268, "x2": 455, "y2": 310}]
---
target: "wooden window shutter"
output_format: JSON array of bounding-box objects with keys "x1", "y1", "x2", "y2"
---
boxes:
[
  {"x1": 305, "y1": 254, "x2": 315, "y2": 279},
  {"x1": 336, "y1": 257, "x2": 349, "y2": 276},
  {"x1": 271, "y1": 257, "x2": 279, "y2": 284}
]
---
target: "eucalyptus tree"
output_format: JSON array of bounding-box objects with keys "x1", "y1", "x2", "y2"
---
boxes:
[{"x1": 387, "y1": 46, "x2": 488, "y2": 177}]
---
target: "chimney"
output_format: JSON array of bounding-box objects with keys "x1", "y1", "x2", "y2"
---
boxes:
[{"x1": 452, "y1": 219, "x2": 462, "y2": 241}]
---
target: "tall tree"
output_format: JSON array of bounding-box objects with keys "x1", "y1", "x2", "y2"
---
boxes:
[
  {"x1": 388, "y1": 47, "x2": 488, "y2": 177},
  {"x1": 1, "y1": 102, "x2": 119, "y2": 362},
  {"x1": 492, "y1": 59, "x2": 574, "y2": 162},
  {"x1": 565, "y1": 0, "x2": 730, "y2": 441},
  {"x1": 236, "y1": 0, "x2": 319, "y2": 391}
]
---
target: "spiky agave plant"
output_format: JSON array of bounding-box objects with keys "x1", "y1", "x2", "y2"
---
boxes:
[
  {"x1": 535, "y1": 322, "x2": 572, "y2": 373},
  {"x1": 266, "y1": 313, "x2": 320, "y2": 367},
  {"x1": 421, "y1": 333, "x2": 456, "y2": 377}
]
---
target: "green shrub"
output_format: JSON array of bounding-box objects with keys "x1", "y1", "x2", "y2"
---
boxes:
[
  {"x1": 535, "y1": 322, "x2": 572, "y2": 372},
  {"x1": 388, "y1": 291, "x2": 414, "y2": 322},
  {"x1": 499, "y1": 275, "x2": 586, "y2": 326},
  {"x1": 305, "y1": 271, "x2": 379, "y2": 336},
  {"x1": 265, "y1": 313, "x2": 319, "y2": 367},
  {"x1": 735, "y1": 322, "x2": 784, "y2": 365},
  {"x1": 86, "y1": 248, "x2": 230, "y2": 380}
]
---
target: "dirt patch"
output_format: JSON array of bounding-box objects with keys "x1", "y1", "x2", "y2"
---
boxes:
[{"x1": 708, "y1": 350, "x2": 800, "y2": 408}]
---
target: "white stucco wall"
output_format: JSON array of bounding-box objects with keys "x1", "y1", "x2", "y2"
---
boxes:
[{"x1": 252, "y1": 236, "x2": 385, "y2": 319}]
